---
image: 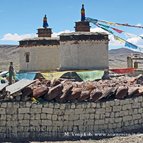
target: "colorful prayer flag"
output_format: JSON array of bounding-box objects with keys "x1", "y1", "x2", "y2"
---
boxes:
[
  {"x1": 114, "y1": 35, "x2": 125, "y2": 43},
  {"x1": 125, "y1": 42, "x2": 138, "y2": 49},
  {"x1": 98, "y1": 23, "x2": 110, "y2": 29},
  {"x1": 112, "y1": 28, "x2": 123, "y2": 33}
]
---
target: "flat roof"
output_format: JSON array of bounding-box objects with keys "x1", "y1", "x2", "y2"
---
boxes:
[
  {"x1": 20, "y1": 37, "x2": 59, "y2": 42},
  {"x1": 60, "y1": 32, "x2": 108, "y2": 36}
]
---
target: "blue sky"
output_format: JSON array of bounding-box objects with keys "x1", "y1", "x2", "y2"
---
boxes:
[{"x1": 0, "y1": 0, "x2": 143, "y2": 49}]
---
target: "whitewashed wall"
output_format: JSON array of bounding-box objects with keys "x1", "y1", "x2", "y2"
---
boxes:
[
  {"x1": 60, "y1": 40, "x2": 109, "y2": 70},
  {"x1": 19, "y1": 45, "x2": 59, "y2": 71}
]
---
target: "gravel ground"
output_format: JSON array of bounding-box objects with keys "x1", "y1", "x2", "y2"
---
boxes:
[{"x1": 30, "y1": 134, "x2": 143, "y2": 143}]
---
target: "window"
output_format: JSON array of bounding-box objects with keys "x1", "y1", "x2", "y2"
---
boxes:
[{"x1": 25, "y1": 52, "x2": 30, "y2": 63}]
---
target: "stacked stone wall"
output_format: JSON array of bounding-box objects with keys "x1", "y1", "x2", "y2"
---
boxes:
[{"x1": 0, "y1": 96, "x2": 143, "y2": 141}]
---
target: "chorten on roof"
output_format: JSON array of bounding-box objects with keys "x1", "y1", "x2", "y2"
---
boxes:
[
  {"x1": 75, "y1": 4, "x2": 90, "y2": 32},
  {"x1": 37, "y1": 15, "x2": 52, "y2": 37}
]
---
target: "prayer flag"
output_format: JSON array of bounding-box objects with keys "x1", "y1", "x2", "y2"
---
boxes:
[
  {"x1": 112, "y1": 28, "x2": 123, "y2": 33},
  {"x1": 98, "y1": 23, "x2": 110, "y2": 29},
  {"x1": 114, "y1": 35, "x2": 125, "y2": 43},
  {"x1": 125, "y1": 42, "x2": 138, "y2": 49}
]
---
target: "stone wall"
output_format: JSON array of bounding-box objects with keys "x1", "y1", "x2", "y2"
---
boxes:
[
  {"x1": 60, "y1": 40, "x2": 109, "y2": 70},
  {"x1": 0, "y1": 96, "x2": 143, "y2": 141}
]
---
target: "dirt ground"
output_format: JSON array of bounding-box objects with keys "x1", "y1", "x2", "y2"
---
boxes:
[{"x1": 30, "y1": 134, "x2": 143, "y2": 143}]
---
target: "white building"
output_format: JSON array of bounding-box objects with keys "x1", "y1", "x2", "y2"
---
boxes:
[
  {"x1": 19, "y1": 15, "x2": 60, "y2": 71},
  {"x1": 19, "y1": 5, "x2": 109, "y2": 71},
  {"x1": 59, "y1": 32, "x2": 109, "y2": 70}
]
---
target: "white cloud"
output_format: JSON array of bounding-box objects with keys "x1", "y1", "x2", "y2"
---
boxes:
[
  {"x1": 52, "y1": 30, "x2": 73, "y2": 37},
  {"x1": 136, "y1": 23, "x2": 143, "y2": 26},
  {"x1": 127, "y1": 35, "x2": 143, "y2": 48},
  {"x1": 1, "y1": 33, "x2": 36, "y2": 41}
]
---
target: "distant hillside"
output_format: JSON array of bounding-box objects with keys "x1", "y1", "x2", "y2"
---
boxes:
[
  {"x1": 109, "y1": 48, "x2": 143, "y2": 68},
  {"x1": 0, "y1": 45, "x2": 19, "y2": 71},
  {"x1": 109, "y1": 48, "x2": 142, "y2": 55},
  {"x1": 0, "y1": 45, "x2": 18, "y2": 48},
  {"x1": 0, "y1": 45, "x2": 142, "y2": 71}
]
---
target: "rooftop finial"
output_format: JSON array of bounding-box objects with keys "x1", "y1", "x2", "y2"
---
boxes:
[
  {"x1": 81, "y1": 4, "x2": 85, "y2": 21},
  {"x1": 43, "y1": 15, "x2": 49, "y2": 28}
]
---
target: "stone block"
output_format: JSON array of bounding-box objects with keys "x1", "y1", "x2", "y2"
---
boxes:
[
  {"x1": 47, "y1": 114, "x2": 52, "y2": 120},
  {"x1": 110, "y1": 112, "x2": 114, "y2": 118},
  {"x1": 133, "y1": 114, "x2": 141, "y2": 120},
  {"x1": 25, "y1": 102, "x2": 31, "y2": 107},
  {"x1": 98, "y1": 120, "x2": 104, "y2": 125},
  {"x1": 105, "y1": 107, "x2": 112, "y2": 112},
  {"x1": 18, "y1": 114, "x2": 24, "y2": 120},
  {"x1": 1, "y1": 103, "x2": 7, "y2": 108},
  {"x1": 65, "y1": 109, "x2": 74, "y2": 115},
  {"x1": 133, "y1": 109, "x2": 138, "y2": 114},
  {"x1": 89, "y1": 114, "x2": 94, "y2": 119},
  {"x1": 19, "y1": 120, "x2": 29, "y2": 126},
  {"x1": 6, "y1": 108, "x2": 17, "y2": 114},
  {"x1": 68, "y1": 115, "x2": 79, "y2": 121},
  {"x1": 122, "y1": 104, "x2": 131, "y2": 110},
  {"x1": 54, "y1": 103, "x2": 60, "y2": 109},
  {"x1": 0, "y1": 115, "x2": 6, "y2": 120},
  {"x1": 96, "y1": 108, "x2": 105, "y2": 114},
  {"x1": 138, "y1": 108, "x2": 143, "y2": 113},
  {"x1": 35, "y1": 114, "x2": 40, "y2": 120},
  {"x1": 76, "y1": 104, "x2": 82, "y2": 109},
  {"x1": 23, "y1": 114, "x2": 30, "y2": 120},
  {"x1": 19, "y1": 102, "x2": 26, "y2": 107},
  {"x1": 30, "y1": 108, "x2": 41, "y2": 114},
  {"x1": 132, "y1": 103, "x2": 141, "y2": 109},
  {"x1": 96, "y1": 103, "x2": 100, "y2": 108},
  {"x1": 48, "y1": 103, "x2": 54, "y2": 108},
  {"x1": 41, "y1": 113, "x2": 47, "y2": 119},
  {"x1": 123, "y1": 110, "x2": 129, "y2": 116},
  {"x1": 42, "y1": 120, "x2": 52, "y2": 126},
  {"x1": 54, "y1": 121, "x2": 63, "y2": 126},
  {"x1": 11, "y1": 114, "x2": 18, "y2": 120},
  {"x1": 75, "y1": 109, "x2": 83, "y2": 114},
  {"x1": 30, "y1": 120, "x2": 41, "y2": 126},
  {"x1": 114, "y1": 99, "x2": 120, "y2": 106},
  {"x1": 105, "y1": 112, "x2": 110, "y2": 117},
  {"x1": 123, "y1": 115, "x2": 132, "y2": 121},
  {"x1": 19, "y1": 108, "x2": 30, "y2": 114},
  {"x1": 52, "y1": 115, "x2": 57, "y2": 121},
  {"x1": 115, "y1": 117, "x2": 122, "y2": 123},
  {"x1": 64, "y1": 115, "x2": 68, "y2": 120},
  {"x1": 0, "y1": 121, "x2": 6, "y2": 126},
  {"x1": 94, "y1": 114, "x2": 100, "y2": 119},
  {"x1": 0, "y1": 108, "x2": 5, "y2": 114},
  {"x1": 91, "y1": 103, "x2": 96, "y2": 108},
  {"x1": 6, "y1": 115, "x2": 12, "y2": 121},
  {"x1": 105, "y1": 118, "x2": 110, "y2": 124},
  {"x1": 42, "y1": 108, "x2": 53, "y2": 114},
  {"x1": 113, "y1": 106, "x2": 121, "y2": 112},
  {"x1": 71, "y1": 103, "x2": 76, "y2": 109},
  {"x1": 60, "y1": 104, "x2": 66, "y2": 110},
  {"x1": 7, "y1": 121, "x2": 18, "y2": 127},
  {"x1": 138, "y1": 96, "x2": 143, "y2": 102}
]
